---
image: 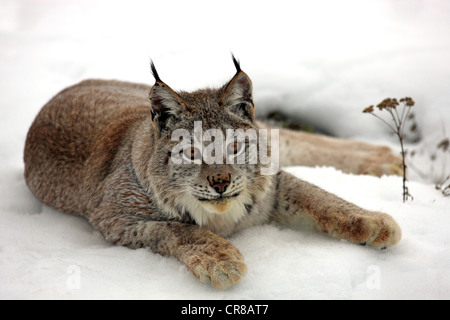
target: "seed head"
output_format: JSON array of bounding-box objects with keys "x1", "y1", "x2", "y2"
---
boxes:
[
  {"x1": 363, "y1": 105, "x2": 374, "y2": 113},
  {"x1": 376, "y1": 98, "x2": 399, "y2": 110},
  {"x1": 400, "y1": 97, "x2": 415, "y2": 107},
  {"x1": 437, "y1": 138, "x2": 449, "y2": 152}
]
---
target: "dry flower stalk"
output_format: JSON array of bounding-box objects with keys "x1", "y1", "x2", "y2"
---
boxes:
[{"x1": 363, "y1": 97, "x2": 415, "y2": 202}]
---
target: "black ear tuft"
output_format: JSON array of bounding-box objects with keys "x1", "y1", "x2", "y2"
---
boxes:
[
  {"x1": 150, "y1": 60, "x2": 163, "y2": 83},
  {"x1": 220, "y1": 61, "x2": 255, "y2": 123},
  {"x1": 231, "y1": 54, "x2": 241, "y2": 74}
]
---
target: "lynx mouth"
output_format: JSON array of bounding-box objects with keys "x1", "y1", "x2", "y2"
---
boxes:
[
  {"x1": 196, "y1": 192, "x2": 241, "y2": 202},
  {"x1": 195, "y1": 192, "x2": 242, "y2": 214}
]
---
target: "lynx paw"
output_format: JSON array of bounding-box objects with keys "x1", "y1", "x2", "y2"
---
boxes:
[
  {"x1": 186, "y1": 243, "x2": 247, "y2": 289},
  {"x1": 359, "y1": 146, "x2": 403, "y2": 177},
  {"x1": 339, "y1": 212, "x2": 402, "y2": 249}
]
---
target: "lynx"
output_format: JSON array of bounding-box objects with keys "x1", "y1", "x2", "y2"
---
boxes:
[{"x1": 24, "y1": 57, "x2": 402, "y2": 289}]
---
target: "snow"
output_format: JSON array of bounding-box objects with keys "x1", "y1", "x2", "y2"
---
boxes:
[{"x1": 0, "y1": 0, "x2": 449, "y2": 299}]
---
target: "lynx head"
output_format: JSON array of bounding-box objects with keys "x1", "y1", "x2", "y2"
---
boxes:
[{"x1": 146, "y1": 56, "x2": 276, "y2": 233}]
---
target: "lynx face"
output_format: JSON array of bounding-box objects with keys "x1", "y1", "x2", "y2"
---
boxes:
[{"x1": 144, "y1": 58, "x2": 274, "y2": 232}]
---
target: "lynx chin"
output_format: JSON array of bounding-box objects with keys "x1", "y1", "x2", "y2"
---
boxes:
[{"x1": 24, "y1": 55, "x2": 402, "y2": 289}]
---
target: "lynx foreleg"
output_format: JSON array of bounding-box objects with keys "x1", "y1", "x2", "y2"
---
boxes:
[
  {"x1": 271, "y1": 171, "x2": 401, "y2": 249},
  {"x1": 89, "y1": 208, "x2": 246, "y2": 289}
]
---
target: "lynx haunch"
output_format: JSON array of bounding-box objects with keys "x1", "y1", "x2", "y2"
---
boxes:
[{"x1": 24, "y1": 56, "x2": 402, "y2": 289}]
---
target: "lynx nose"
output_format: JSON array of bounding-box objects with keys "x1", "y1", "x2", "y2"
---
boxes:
[
  {"x1": 212, "y1": 181, "x2": 230, "y2": 194},
  {"x1": 207, "y1": 174, "x2": 231, "y2": 195}
]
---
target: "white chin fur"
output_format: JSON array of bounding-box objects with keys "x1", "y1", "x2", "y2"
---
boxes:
[{"x1": 179, "y1": 191, "x2": 253, "y2": 234}]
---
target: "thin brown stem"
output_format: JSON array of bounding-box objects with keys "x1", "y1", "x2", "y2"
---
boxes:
[
  {"x1": 397, "y1": 131, "x2": 412, "y2": 202},
  {"x1": 370, "y1": 113, "x2": 397, "y2": 134},
  {"x1": 364, "y1": 97, "x2": 414, "y2": 202}
]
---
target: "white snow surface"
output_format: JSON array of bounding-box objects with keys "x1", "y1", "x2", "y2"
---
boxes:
[{"x1": 0, "y1": 0, "x2": 449, "y2": 299}]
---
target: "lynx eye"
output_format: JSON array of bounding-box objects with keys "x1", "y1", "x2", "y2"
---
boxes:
[
  {"x1": 182, "y1": 146, "x2": 202, "y2": 162},
  {"x1": 227, "y1": 141, "x2": 244, "y2": 157}
]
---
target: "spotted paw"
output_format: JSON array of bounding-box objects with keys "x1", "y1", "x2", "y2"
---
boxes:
[
  {"x1": 359, "y1": 146, "x2": 404, "y2": 177},
  {"x1": 186, "y1": 241, "x2": 247, "y2": 289},
  {"x1": 339, "y1": 212, "x2": 402, "y2": 249}
]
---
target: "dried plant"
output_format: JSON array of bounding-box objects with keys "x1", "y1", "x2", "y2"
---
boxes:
[
  {"x1": 363, "y1": 97, "x2": 415, "y2": 202},
  {"x1": 435, "y1": 137, "x2": 450, "y2": 196},
  {"x1": 406, "y1": 128, "x2": 449, "y2": 196},
  {"x1": 436, "y1": 175, "x2": 450, "y2": 196}
]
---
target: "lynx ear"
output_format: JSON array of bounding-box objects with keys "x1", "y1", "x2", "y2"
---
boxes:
[
  {"x1": 149, "y1": 61, "x2": 187, "y2": 132},
  {"x1": 220, "y1": 56, "x2": 255, "y2": 122}
]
